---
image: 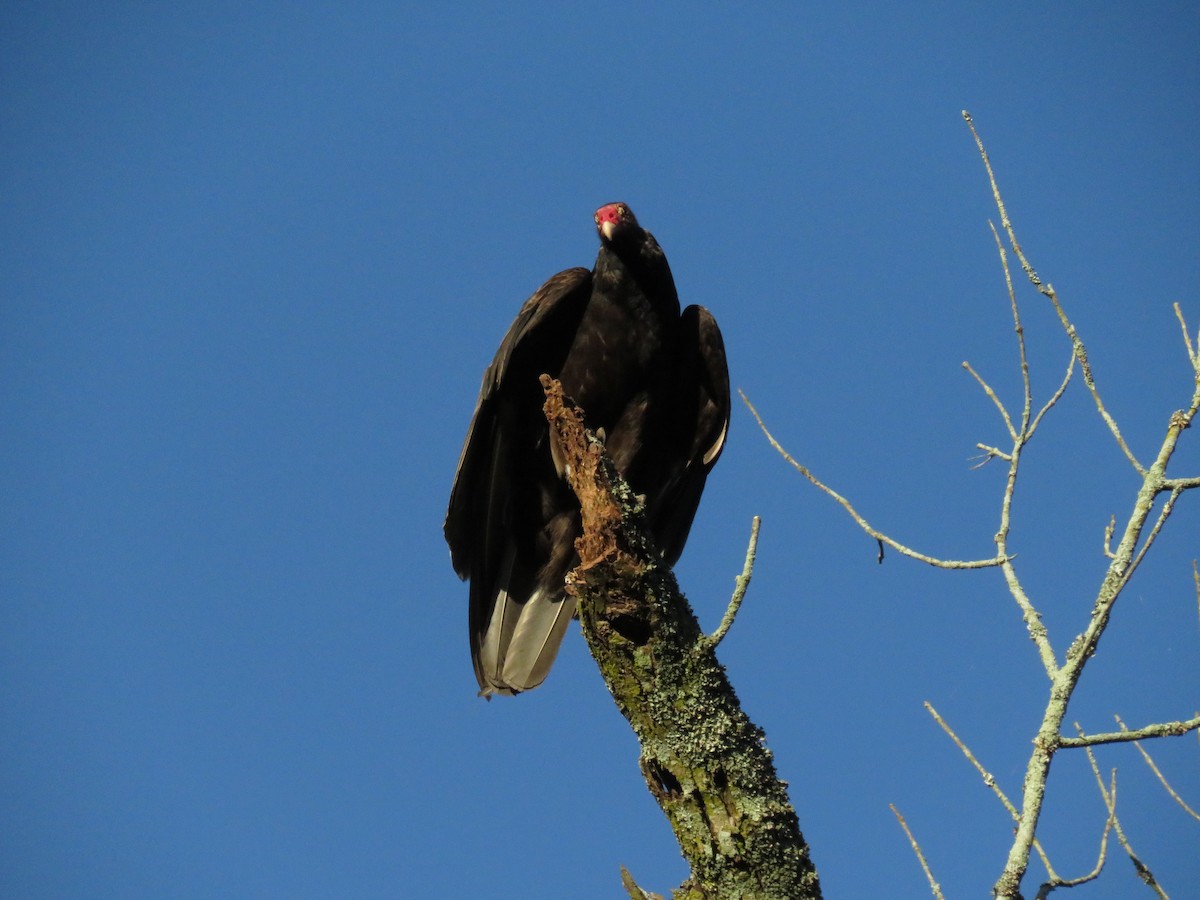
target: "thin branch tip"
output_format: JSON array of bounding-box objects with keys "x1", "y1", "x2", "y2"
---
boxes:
[
  {"x1": 890, "y1": 804, "x2": 946, "y2": 900},
  {"x1": 706, "y1": 515, "x2": 761, "y2": 649}
]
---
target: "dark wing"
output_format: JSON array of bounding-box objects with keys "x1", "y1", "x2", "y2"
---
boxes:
[
  {"x1": 444, "y1": 267, "x2": 590, "y2": 573},
  {"x1": 649, "y1": 304, "x2": 730, "y2": 565},
  {"x1": 444, "y1": 266, "x2": 592, "y2": 695}
]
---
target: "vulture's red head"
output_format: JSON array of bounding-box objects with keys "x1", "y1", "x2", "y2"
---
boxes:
[{"x1": 594, "y1": 202, "x2": 639, "y2": 244}]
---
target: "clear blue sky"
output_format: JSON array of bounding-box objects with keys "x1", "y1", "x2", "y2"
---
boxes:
[{"x1": 3, "y1": 4, "x2": 1198, "y2": 897}]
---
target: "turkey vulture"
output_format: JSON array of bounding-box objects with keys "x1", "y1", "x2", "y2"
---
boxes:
[{"x1": 445, "y1": 203, "x2": 730, "y2": 696}]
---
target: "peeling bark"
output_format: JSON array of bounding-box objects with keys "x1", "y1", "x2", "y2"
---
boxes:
[{"x1": 541, "y1": 376, "x2": 821, "y2": 900}]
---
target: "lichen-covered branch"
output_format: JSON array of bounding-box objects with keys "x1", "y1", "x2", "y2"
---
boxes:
[
  {"x1": 541, "y1": 376, "x2": 821, "y2": 900},
  {"x1": 1059, "y1": 714, "x2": 1200, "y2": 748},
  {"x1": 705, "y1": 516, "x2": 761, "y2": 650}
]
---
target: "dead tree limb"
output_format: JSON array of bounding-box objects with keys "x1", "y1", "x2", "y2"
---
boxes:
[{"x1": 541, "y1": 375, "x2": 821, "y2": 900}]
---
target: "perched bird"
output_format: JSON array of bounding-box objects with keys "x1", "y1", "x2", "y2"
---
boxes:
[{"x1": 445, "y1": 203, "x2": 730, "y2": 696}]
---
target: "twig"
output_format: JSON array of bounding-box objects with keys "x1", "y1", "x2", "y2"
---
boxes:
[
  {"x1": 1077, "y1": 728, "x2": 1169, "y2": 899},
  {"x1": 742, "y1": 391, "x2": 1009, "y2": 569},
  {"x1": 1103, "y1": 515, "x2": 1117, "y2": 560},
  {"x1": 985, "y1": 216, "x2": 1075, "y2": 443},
  {"x1": 972, "y1": 443, "x2": 1013, "y2": 467},
  {"x1": 974, "y1": 220, "x2": 1064, "y2": 680},
  {"x1": 1194, "y1": 561, "x2": 1199, "y2": 631},
  {"x1": 1120, "y1": 487, "x2": 1185, "y2": 592},
  {"x1": 998, "y1": 557, "x2": 1060, "y2": 681},
  {"x1": 1031, "y1": 729, "x2": 1119, "y2": 898},
  {"x1": 924, "y1": 703, "x2": 1058, "y2": 878},
  {"x1": 620, "y1": 866, "x2": 663, "y2": 900},
  {"x1": 963, "y1": 360, "x2": 1017, "y2": 440},
  {"x1": 989, "y1": 220, "x2": 1033, "y2": 438},
  {"x1": 1115, "y1": 715, "x2": 1200, "y2": 822},
  {"x1": 1029, "y1": 352, "x2": 1075, "y2": 439},
  {"x1": 926, "y1": 703, "x2": 1015, "y2": 813},
  {"x1": 962, "y1": 110, "x2": 1147, "y2": 476},
  {"x1": 960, "y1": 109, "x2": 1200, "y2": 897},
  {"x1": 890, "y1": 804, "x2": 945, "y2": 900},
  {"x1": 1175, "y1": 302, "x2": 1197, "y2": 370},
  {"x1": 1034, "y1": 769, "x2": 1113, "y2": 899},
  {"x1": 706, "y1": 516, "x2": 761, "y2": 649},
  {"x1": 980, "y1": 399, "x2": 1058, "y2": 678}
]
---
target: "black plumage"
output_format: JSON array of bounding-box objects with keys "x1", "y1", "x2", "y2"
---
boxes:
[{"x1": 445, "y1": 203, "x2": 730, "y2": 696}]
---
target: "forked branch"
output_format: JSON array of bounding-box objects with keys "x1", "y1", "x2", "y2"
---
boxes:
[
  {"x1": 963, "y1": 110, "x2": 1148, "y2": 477},
  {"x1": 1078, "y1": 729, "x2": 1169, "y2": 899},
  {"x1": 960, "y1": 110, "x2": 1200, "y2": 900}
]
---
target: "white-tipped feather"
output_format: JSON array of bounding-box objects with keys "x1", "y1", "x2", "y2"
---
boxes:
[
  {"x1": 477, "y1": 546, "x2": 516, "y2": 684},
  {"x1": 477, "y1": 543, "x2": 575, "y2": 694},
  {"x1": 703, "y1": 418, "x2": 728, "y2": 465},
  {"x1": 499, "y1": 587, "x2": 576, "y2": 691}
]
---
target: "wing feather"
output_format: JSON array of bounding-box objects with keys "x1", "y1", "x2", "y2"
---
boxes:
[
  {"x1": 648, "y1": 304, "x2": 730, "y2": 565},
  {"x1": 444, "y1": 267, "x2": 592, "y2": 695}
]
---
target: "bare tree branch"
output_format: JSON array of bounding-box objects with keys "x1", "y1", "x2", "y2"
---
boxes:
[
  {"x1": 1175, "y1": 301, "x2": 1198, "y2": 370},
  {"x1": 974, "y1": 218, "x2": 1068, "y2": 679},
  {"x1": 963, "y1": 360, "x2": 1018, "y2": 440},
  {"x1": 962, "y1": 109, "x2": 1147, "y2": 477},
  {"x1": 1078, "y1": 734, "x2": 1169, "y2": 898},
  {"x1": 960, "y1": 109, "x2": 1200, "y2": 900},
  {"x1": 1162, "y1": 474, "x2": 1200, "y2": 490},
  {"x1": 743, "y1": 113, "x2": 1196, "y2": 897},
  {"x1": 972, "y1": 443, "x2": 1013, "y2": 466},
  {"x1": 1060, "y1": 715, "x2": 1200, "y2": 748},
  {"x1": 924, "y1": 703, "x2": 1058, "y2": 878},
  {"x1": 741, "y1": 391, "x2": 1009, "y2": 570},
  {"x1": 706, "y1": 515, "x2": 761, "y2": 649},
  {"x1": 990, "y1": 424, "x2": 1060, "y2": 680},
  {"x1": 542, "y1": 376, "x2": 822, "y2": 900},
  {"x1": 1194, "y1": 560, "x2": 1199, "y2": 631},
  {"x1": 1114, "y1": 715, "x2": 1200, "y2": 822},
  {"x1": 889, "y1": 804, "x2": 946, "y2": 900},
  {"x1": 1029, "y1": 352, "x2": 1075, "y2": 439},
  {"x1": 620, "y1": 866, "x2": 664, "y2": 900}
]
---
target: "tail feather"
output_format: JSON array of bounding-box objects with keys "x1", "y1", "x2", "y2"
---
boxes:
[{"x1": 473, "y1": 544, "x2": 576, "y2": 696}]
